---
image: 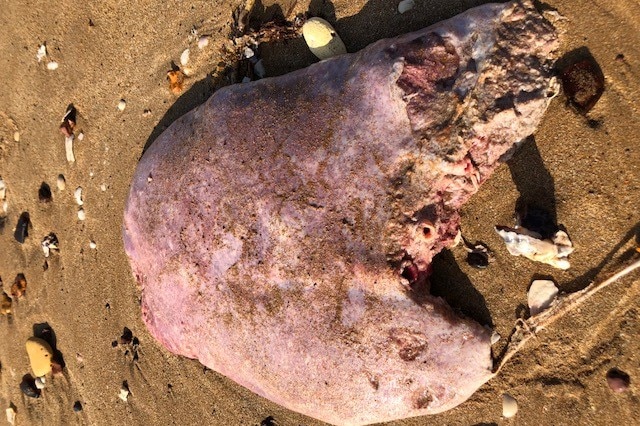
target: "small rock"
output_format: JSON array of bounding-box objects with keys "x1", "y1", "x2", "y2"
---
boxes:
[
  {"x1": 39, "y1": 182, "x2": 53, "y2": 203},
  {"x1": 606, "y1": 368, "x2": 630, "y2": 393},
  {"x1": 47, "y1": 61, "x2": 59, "y2": 70},
  {"x1": 11, "y1": 274, "x2": 27, "y2": 298},
  {"x1": 528, "y1": 279, "x2": 558, "y2": 316},
  {"x1": 117, "y1": 99, "x2": 126, "y2": 111},
  {"x1": 73, "y1": 401, "x2": 83, "y2": 412},
  {"x1": 25, "y1": 337, "x2": 54, "y2": 376},
  {"x1": 74, "y1": 186, "x2": 84, "y2": 205},
  {"x1": 20, "y1": 375, "x2": 41, "y2": 398},
  {"x1": 502, "y1": 393, "x2": 518, "y2": 418},
  {"x1": 89, "y1": 240, "x2": 97, "y2": 249},
  {"x1": 559, "y1": 57, "x2": 604, "y2": 114},
  {"x1": 398, "y1": 0, "x2": 415, "y2": 14},
  {"x1": 302, "y1": 17, "x2": 347, "y2": 60},
  {"x1": 197, "y1": 36, "x2": 209, "y2": 49},
  {"x1": 120, "y1": 327, "x2": 133, "y2": 345},
  {"x1": 34, "y1": 376, "x2": 46, "y2": 389},
  {"x1": 14, "y1": 212, "x2": 30, "y2": 243},
  {"x1": 57, "y1": 174, "x2": 66, "y2": 190},
  {"x1": 180, "y1": 48, "x2": 190, "y2": 66},
  {"x1": 77, "y1": 131, "x2": 84, "y2": 141},
  {"x1": 13, "y1": 131, "x2": 19, "y2": 142},
  {"x1": 77, "y1": 208, "x2": 86, "y2": 221},
  {"x1": 5, "y1": 406, "x2": 16, "y2": 426},
  {"x1": 1, "y1": 292, "x2": 11, "y2": 315}
]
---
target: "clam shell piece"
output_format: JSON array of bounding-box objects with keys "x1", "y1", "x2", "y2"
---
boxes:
[
  {"x1": 495, "y1": 226, "x2": 573, "y2": 270},
  {"x1": 302, "y1": 17, "x2": 347, "y2": 60},
  {"x1": 528, "y1": 279, "x2": 558, "y2": 315}
]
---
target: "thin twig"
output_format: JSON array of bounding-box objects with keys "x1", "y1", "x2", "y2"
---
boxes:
[{"x1": 493, "y1": 257, "x2": 640, "y2": 374}]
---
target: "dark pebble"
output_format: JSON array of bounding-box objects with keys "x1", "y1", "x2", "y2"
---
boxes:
[
  {"x1": 261, "y1": 416, "x2": 278, "y2": 426},
  {"x1": 20, "y1": 375, "x2": 41, "y2": 398},
  {"x1": 14, "y1": 212, "x2": 30, "y2": 243},
  {"x1": 120, "y1": 327, "x2": 133, "y2": 345},
  {"x1": 466, "y1": 251, "x2": 489, "y2": 269},
  {"x1": 73, "y1": 400, "x2": 83, "y2": 412},
  {"x1": 559, "y1": 57, "x2": 605, "y2": 114},
  {"x1": 606, "y1": 368, "x2": 630, "y2": 393},
  {"x1": 38, "y1": 182, "x2": 53, "y2": 203}
]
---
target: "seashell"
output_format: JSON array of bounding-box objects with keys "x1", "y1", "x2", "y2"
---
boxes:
[
  {"x1": 20, "y1": 375, "x2": 41, "y2": 398},
  {"x1": 34, "y1": 376, "x2": 46, "y2": 389},
  {"x1": 74, "y1": 186, "x2": 84, "y2": 205},
  {"x1": 527, "y1": 279, "x2": 558, "y2": 316},
  {"x1": 119, "y1": 382, "x2": 130, "y2": 401},
  {"x1": 5, "y1": 406, "x2": 16, "y2": 425},
  {"x1": 398, "y1": 0, "x2": 415, "y2": 14},
  {"x1": 46, "y1": 61, "x2": 59, "y2": 70},
  {"x1": 89, "y1": 240, "x2": 97, "y2": 249},
  {"x1": 41, "y1": 233, "x2": 59, "y2": 257},
  {"x1": 495, "y1": 226, "x2": 573, "y2": 270},
  {"x1": 180, "y1": 48, "x2": 190, "y2": 66},
  {"x1": 117, "y1": 99, "x2": 126, "y2": 111},
  {"x1": 302, "y1": 17, "x2": 347, "y2": 60},
  {"x1": 57, "y1": 174, "x2": 66, "y2": 190},
  {"x1": 77, "y1": 131, "x2": 84, "y2": 141},
  {"x1": 197, "y1": 36, "x2": 209, "y2": 49},
  {"x1": 65, "y1": 135, "x2": 75, "y2": 162},
  {"x1": 0, "y1": 176, "x2": 6, "y2": 200},
  {"x1": 502, "y1": 393, "x2": 518, "y2": 418},
  {"x1": 36, "y1": 44, "x2": 47, "y2": 62},
  {"x1": 77, "y1": 208, "x2": 86, "y2": 221},
  {"x1": 13, "y1": 131, "x2": 19, "y2": 142}
]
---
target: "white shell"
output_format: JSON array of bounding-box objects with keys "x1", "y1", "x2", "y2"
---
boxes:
[
  {"x1": 302, "y1": 17, "x2": 347, "y2": 60},
  {"x1": 254, "y1": 59, "x2": 266, "y2": 79},
  {"x1": 89, "y1": 240, "x2": 97, "y2": 249},
  {"x1": 528, "y1": 279, "x2": 558, "y2": 316},
  {"x1": 77, "y1": 131, "x2": 84, "y2": 141},
  {"x1": 65, "y1": 135, "x2": 75, "y2": 163},
  {"x1": 502, "y1": 393, "x2": 518, "y2": 418},
  {"x1": 57, "y1": 174, "x2": 66, "y2": 191},
  {"x1": 100, "y1": 183, "x2": 107, "y2": 192},
  {"x1": 495, "y1": 226, "x2": 573, "y2": 270},
  {"x1": 117, "y1": 99, "x2": 127, "y2": 111},
  {"x1": 180, "y1": 48, "x2": 190, "y2": 66},
  {"x1": 5, "y1": 406, "x2": 16, "y2": 426},
  {"x1": 398, "y1": 0, "x2": 415, "y2": 14},
  {"x1": 74, "y1": 187, "x2": 84, "y2": 205},
  {"x1": 36, "y1": 44, "x2": 47, "y2": 62},
  {"x1": 197, "y1": 36, "x2": 209, "y2": 49},
  {"x1": 118, "y1": 387, "x2": 130, "y2": 402},
  {"x1": 77, "y1": 208, "x2": 86, "y2": 221},
  {"x1": 46, "y1": 61, "x2": 59, "y2": 70},
  {"x1": 13, "y1": 131, "x2": 19, "y2": 142},
  {"x1": 35, "y1": 376, "x2": 46, "y2": 389},
  {"x1": 491, "y1": 331, "x2": 501, "y2": 345}
]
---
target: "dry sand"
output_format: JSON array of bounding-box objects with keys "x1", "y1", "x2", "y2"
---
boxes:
[{"x1": 1, "y1": 0, "x2": 639, "y2": 425}]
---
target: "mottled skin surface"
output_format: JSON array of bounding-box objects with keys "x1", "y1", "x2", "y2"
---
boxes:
[{"x1": 123, "y1": 1, "x2": 557, "y2": 425}]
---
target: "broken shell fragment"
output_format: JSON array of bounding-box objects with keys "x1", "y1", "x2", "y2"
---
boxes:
[
  {"x1": 180, "y1": 48, "x2": 190, "y2": 66},
  {"x1": 197, "y1": 36, "x2": 209, "y2": 49},
  {"x1": 5, "y1": 406, "x2": 16, "y2": 425},
  {"x1": 26, "y1": 337, "x2": 54, "y2": 377},
  {"x1": 36, "y1": 44, "x2": 47, "y2": 62},
  {"x1": 527, "y1": 279, "x2": 558, "y2": 316},
  {"x1": 117, "y1": 99, "x2": 127, "y2": 111},
  {"x1": 74, "y1": 186, "x2": 84, "y2": 205},
  {"x1": 398, "y1": 0, "x2": 416, "y2": 14},
  {"x1": 57, "y1": 174, "x2": 66, "y2": 190},
  {"x1": 41, "y1": 233, "x2": 59, "y2": 257},
  {"x1": 0, "y1": 176, "x2": 6, "y2": 200},
  {"x1": 47, "y1": 61, "x2": 59, "y2": 70},
  {"x1": 1, "y1": 292, "x2": 11, "y2": 315},
  {"x1": 119, "y1": 382, "x2": 130, "y2": 401},
  {"x1": 302, "y1": 17, "x2": 347, "y2": 60},
  {"x1": 20, "y1": 375, "x2": 41, "y2": 398},
  {"x1": 34, "y1": 376, "x2": 46, "y2": 390},
  {"x1": 606, "y1": 368, "x2": 630, "y2": 393},
  {"x1": 65, "y1": 135, "x2": 75, "y2": 162},
  {"x1": 502, "y1": 393, "x2": 518, "y2": 418},
  {"x1": 77, "y1": 208, "x2": 86, "y2": 221},
  {"x1": 495, "y1": 226, "x2": 573, "y2": 269},
  {"x1": 11, "y1": 274, "x2": 27, "y2": 298}
]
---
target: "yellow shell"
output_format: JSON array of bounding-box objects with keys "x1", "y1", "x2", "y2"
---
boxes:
[
  {"x1": 302, "y1": 18, "x2": 346, "y2": 60},
  {"x1": 25, "y1": 337, "x2": 53, "y2": 377}
]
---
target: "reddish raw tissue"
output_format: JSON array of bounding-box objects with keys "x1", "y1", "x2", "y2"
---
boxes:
[{"x1": 123, "y1": 1, "x2": 558, "y2": 424}]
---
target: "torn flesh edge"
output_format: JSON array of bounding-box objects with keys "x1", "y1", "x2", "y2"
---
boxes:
[{"x1": 493, "y1": 257, "x2": 640, "y2": 374}]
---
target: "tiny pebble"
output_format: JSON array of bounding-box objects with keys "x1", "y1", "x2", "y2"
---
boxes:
[
  {"x1": 398, "y1": 0, "x2": 415, "y2": 14},
  {"x1": 5, "y1": 406, "x2": 16, "y2": 426},
  {"x1": 77, "y1": 208, "x2": 86, "y2": 221},
  {"x1": 20, "y1": 376, "x2": 41, "y2": 398},
  {"x1": 77, "y1": 131, "x2": 84, "y2": 141},
  {"x1": 35, "y1": 376, "x2": 46, "y2": 389},
  {"x1": 117, "y1": 99, "x2": 126, "y2": 111},
  {"x1": 606, "y1": 368, "x2": 630, "y2": 393},
  {"x1": 74, "y1": 186, "x2": 84, "y2": 205},
  {"x1": 47, "y1": 61, "x2": 59, "y2": 70},
  {"x1": 73, "y1": 401, "x2": 83, "y2": 412},
  {"x1": 502, "y1": 393, "x2": 518, "y2": 418},
  {"x1": 197, "y1": 36, "x2": 209, "y2": 49},
  {"x1": 89, "y1": 241, "x2": 97, "y2": 249},
  {"x1": 13, "y1": 131, "x2": 19, "y2": 142},
  {"x1": 180, "y1": 48, "x2": 190, "y2": 66},
  {"x1": 57, "y1": 174, "x2": 66, "y2": 190}
]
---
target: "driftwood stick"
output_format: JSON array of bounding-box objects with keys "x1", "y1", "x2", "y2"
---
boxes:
[{"x1": 493, "y1": 257, "x2": 640, "y2": 374}]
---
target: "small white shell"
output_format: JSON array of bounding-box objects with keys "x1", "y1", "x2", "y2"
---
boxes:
[
  {"x1": 77, "y1": 131, "x2": 84, "y2": 141},
  {"x1": 74, "y1": 187, "x2": 84, "y2": 205},
  {"x1": 77, "y1": 208, "x2": 86, "y2": 221},
  {"x1": 118, "y1": 386, "x2": 130, "y2": 402},
  {"x1": 35, "y1": 376, "x2": 46, "y2": 389},
  {"x1": 180, "y1": 48, "x2": 190, "y2": 66},
  {"x1": 528, "y1": 279, "x2": 558, "y2": 316},
  {"x1": 302, "y1": 17, "x2": 347, "y2": 60},
  {"x1": 89, "y1": 240, "x2": 97, "y2": 249},
  {"x1": 398, "y1": 0, "x2": 415, "y2": 14},
  {"x1": 5, "y1": 406, "x2": 16, "y2": 426},
  {"x1": 13, "y1": 131, "x2": 20, "y2": 142},
  {"x1": 46, "y1": 61, "x2": 59, "y2": 70},
  {"x1": 65, "y1": 135, "x2": 75, "y2": 162},
  {"x1": 491, "y1": 331, "x2": 501, "y2": 345},
  {"x1": 117, "y1": 99, "x2": 127, "y2": 111},
  {"x1": 502, "y1": 393, "x2": 518, "y2": 418},
  {"x1": 36, "y1": 44, "x2": 47, "y2": 62},
  {"x1": 197, "y1": 36, "x2": 209, "y2": 49},
  {"x1": 100, "y1": 183, "x2": 107, "y2": 192},
  {"x1": 57, "y1": 174, "x2": 66, "y2": 191}
]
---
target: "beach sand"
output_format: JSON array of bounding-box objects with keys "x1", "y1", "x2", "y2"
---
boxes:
[{"x1": 1, "y1": 0, "x2": 639, "y2": 425}]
